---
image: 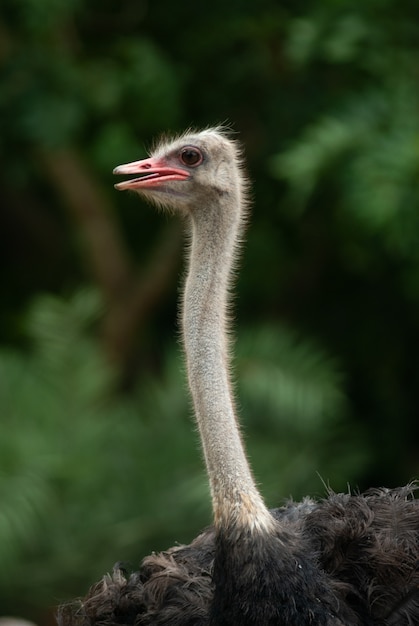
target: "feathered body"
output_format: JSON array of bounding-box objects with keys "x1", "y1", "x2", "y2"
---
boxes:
[
  {"x1": 58, "y1": 129, "x2": 419, "y2": 626},
  {"x1": 58, "y1": 487, "x2": 419, "y2": 625}
]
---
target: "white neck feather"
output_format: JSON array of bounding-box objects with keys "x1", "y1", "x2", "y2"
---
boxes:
[{"x1": 182, "y1": 189, "x2": 274, "y2": 533}]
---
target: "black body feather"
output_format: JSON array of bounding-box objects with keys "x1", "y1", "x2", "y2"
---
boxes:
[{"x1": 57, "y1": 485, "x2": 419, "y2": 626}]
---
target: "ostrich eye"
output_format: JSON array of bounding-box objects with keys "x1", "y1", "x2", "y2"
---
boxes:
[{"x1": 180, "y1": 147, "x2": 203, "y2": 167}]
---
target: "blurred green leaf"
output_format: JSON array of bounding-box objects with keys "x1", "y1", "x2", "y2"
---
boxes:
[{"x1": 0, "y1": 292, "x2": 367, "y2": 609}]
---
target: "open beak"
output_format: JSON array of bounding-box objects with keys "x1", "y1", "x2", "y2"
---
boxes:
[{"x1": 113, "y1": 156, "x2": 190, "y2": 191}]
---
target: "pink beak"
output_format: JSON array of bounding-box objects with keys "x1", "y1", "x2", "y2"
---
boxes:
[{"x1": 113, "y1": 156, "x2": 190, "y2": 191}]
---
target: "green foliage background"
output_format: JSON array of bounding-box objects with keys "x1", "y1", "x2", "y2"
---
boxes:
[{"x1": 1, "y1": 0, "x2": 419, "y2": 620}]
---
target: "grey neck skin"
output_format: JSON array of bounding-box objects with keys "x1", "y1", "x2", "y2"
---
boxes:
[{"x1": 182, "y1": 190, "x2": 274, "y2": 534}]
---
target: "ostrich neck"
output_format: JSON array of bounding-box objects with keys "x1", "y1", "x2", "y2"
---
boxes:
[{"x1": 182, "y1": 195, "x2": 273, "y2": 533}]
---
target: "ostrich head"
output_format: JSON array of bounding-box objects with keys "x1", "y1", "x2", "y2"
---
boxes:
[{"x1": 113, "y1": 128, "x2": 246, "y2": 215}]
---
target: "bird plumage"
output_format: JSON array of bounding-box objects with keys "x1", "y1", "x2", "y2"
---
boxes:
[
  {"x1": 58, "y1": 486, "x2": 419, "y2": 625},
  {"x1": 58, "y1": 128, "x2": 419, "y2": 626}
]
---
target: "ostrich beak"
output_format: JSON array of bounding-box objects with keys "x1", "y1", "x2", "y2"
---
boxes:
[{"x1": 113, "y1": 156, "x2": 190, "y2": 191}]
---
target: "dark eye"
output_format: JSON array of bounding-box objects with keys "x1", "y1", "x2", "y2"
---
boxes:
[{"x1": 180, "y1": 146, "x2": 203, "y2": 167}]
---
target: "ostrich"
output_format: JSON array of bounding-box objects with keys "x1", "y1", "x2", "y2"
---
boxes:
[{"x1": 58, "y1": 128, "x2": 419, "y2": 625}]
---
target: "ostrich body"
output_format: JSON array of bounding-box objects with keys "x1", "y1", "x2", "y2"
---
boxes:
[{"x1": 58, "y1": 129, "x2": 419, "y2": 626}]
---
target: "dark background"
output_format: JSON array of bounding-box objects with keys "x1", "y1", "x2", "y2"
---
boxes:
[{"x1": 1, "y1": 0, "x2": 419, "y2": 621}]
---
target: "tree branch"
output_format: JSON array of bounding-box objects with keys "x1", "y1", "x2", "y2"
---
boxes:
[{"x1": 39, "y1": 146, "x2": 183, "y2": 383}]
